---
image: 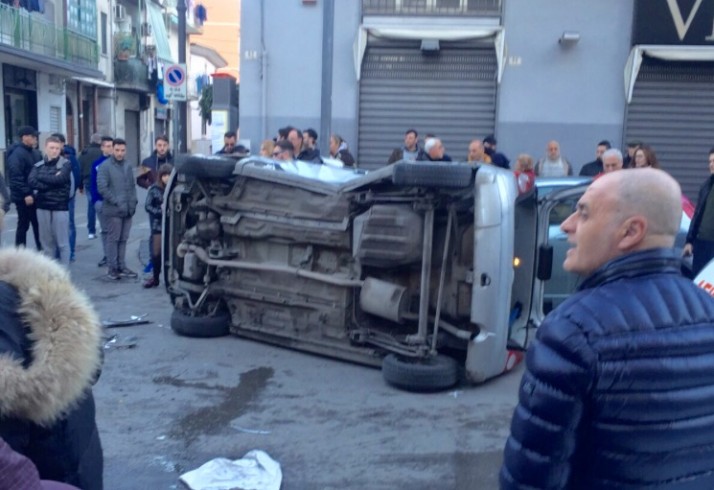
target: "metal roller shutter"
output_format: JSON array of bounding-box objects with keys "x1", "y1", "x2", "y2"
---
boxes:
[
  {"x1": 625, "y1": 58, "x2": 714, "y2": 200},
  {"x1": 358, "y1": 39, "x2": 497, "y2": 170}
]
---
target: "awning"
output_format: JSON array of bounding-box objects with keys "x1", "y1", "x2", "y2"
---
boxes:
[
  {"x1": 354, "y1": 19, "x2": 505, "y2": 83},
  {"x1": 625, "y1": 45, "x2": 714, "y2": 103},
  {"x1": 147, "y1": 3, "x2": 175, "y2": 64},
  {"x1": 73, "y1": 76, "x2": 115, "y2": 89}
]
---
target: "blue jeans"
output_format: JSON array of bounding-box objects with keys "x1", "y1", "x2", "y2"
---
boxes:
[
  {"x1": 68, "y1": 196, "x2": 76, "y2": 260},
  {"x1": 86, "y1": 192, "x2": 96, "y2": 234}
]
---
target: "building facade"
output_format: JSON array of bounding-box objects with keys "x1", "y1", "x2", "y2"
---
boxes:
[
  {"x1": 240, "y1": 0, "x2": 714, "y2": 199},
  {"x1": 0, "y1": 0, "x2": 200, "y2": 167}
]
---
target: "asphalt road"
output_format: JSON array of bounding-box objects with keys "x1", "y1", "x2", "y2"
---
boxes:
[{"x1": 7, "y1": 192, "x2": 524, "y2": 490}]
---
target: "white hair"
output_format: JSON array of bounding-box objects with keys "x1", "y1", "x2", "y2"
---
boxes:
[
  {"x1": 424, "y1": 138, "x2": 438, "y2": 153},
  {"x1": 602, "y1": 148, "x2": 623, "y2": 163}
]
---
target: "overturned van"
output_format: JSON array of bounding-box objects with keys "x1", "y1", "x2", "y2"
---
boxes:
[{"x1": 162, "y1": 156, "x2": 585, "y2": 391}]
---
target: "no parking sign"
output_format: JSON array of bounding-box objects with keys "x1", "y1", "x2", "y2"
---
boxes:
[{"x1": 164, "y1": 63, "x2": 187, "y2": 101}]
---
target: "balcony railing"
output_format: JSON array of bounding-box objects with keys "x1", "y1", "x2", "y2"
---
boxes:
[
  {"x1": 0, "y1": 3, "x2": 98, "y2": 68},
  {"x1": 363, "y1": 0, "x2": 501, "y2": 16},
  {"x1": 114, "y1": 57, "x2": 153, "y2": 93}
]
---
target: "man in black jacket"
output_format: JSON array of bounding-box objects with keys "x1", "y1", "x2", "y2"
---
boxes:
[
  {"x1": 501, "y1": 168, "x2": 714, "y2": 489},
  {"x1": 0, "y1": 248, "x2": 103, "y2": 489},
  {"x1": 683, "y1": 148, "x2": 714, "y2": 275},
  {"x1": 28, "y1": 136, "x2": 72, "y2": 266},
  {"x1": 137, "y1": 135, "x2": 173, "y2": 189},
  {"x1": 579, "y1": 139, "x2": 611, "y2": 176},
  {"x1": 6, "y1": 125, "x2": 42, "y2": 250}
]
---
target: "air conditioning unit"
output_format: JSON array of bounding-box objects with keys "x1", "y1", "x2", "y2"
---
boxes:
[{"x1": 114, "y1": 4, "x2": 127, "y2": 22}]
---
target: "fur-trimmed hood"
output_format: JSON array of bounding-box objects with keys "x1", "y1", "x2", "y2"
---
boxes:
[{"x1": 0, "y1": 249, "x2": 101, "y2": 426}]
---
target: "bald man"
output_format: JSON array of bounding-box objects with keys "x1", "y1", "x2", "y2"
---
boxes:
[
  {"x1": 501, "y1": 169, "x2": 714, "y2": 489},
  {"x1": 467, "y1": 139, "x2": 492, "y2": 164}
]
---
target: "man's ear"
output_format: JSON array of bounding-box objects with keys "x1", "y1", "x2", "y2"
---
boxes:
[{"x1": 618, "y1": 216, "x2": 647, "y2": 250}]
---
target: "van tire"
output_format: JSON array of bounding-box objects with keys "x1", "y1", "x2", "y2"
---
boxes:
[
  {"x1": 170, "y1": 309, "x2": 231, "y2": 338},
  {"x1": 175, "y1": 155, "x2": 236, "y2": 179},
  {"x1": 382, "y1": 353, "x2": 458, "y2": 392},
  {"x1": 391, "y1": 162, "x2": 473, "y2": 188}
]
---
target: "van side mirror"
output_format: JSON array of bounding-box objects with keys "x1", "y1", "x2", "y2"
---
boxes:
[{"x1": 537, "y1": 244, "x2": 553, "y2": 281}]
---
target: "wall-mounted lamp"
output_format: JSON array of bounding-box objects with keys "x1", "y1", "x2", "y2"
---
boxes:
[
  {"x1": 559, "y1": 31, "x2": 580, "y2": 46},
  {"x1": 420, "y1": 39, "x2": 440, "y2": 54}
]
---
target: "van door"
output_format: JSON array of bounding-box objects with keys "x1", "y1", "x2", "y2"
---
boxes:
[{"x1": 530, "y1": 184, "x2": 590, "y2": 327}]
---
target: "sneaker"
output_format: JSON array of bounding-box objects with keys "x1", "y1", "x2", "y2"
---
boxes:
[
  {"x1": 119, "y1": 267, "x2": 138, "y2": 279},
  {"x1": 143, "y1": 277, "x2": 159, "y2": 288},
  {"x1": 88, "y1": 233, "x2": 96, "y2": 240},
  {"x1": 107, "y1": 269, "x2": 121, "y2": 280},
  {"x1": 97, "y1": 257, "x2": 107, "y2": 267}
]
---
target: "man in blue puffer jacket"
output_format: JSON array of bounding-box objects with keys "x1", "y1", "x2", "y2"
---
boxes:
[{"x1": 501, "y1": 168, "x2": 714, "y2": 489}]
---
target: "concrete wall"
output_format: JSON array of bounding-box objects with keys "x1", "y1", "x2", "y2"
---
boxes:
[
  {"x1": 240, "y1": 0, "x2": 326, "y2": 153},
  {"x1": 498, "y1": 0, "x2": 634, "y2": 172}
]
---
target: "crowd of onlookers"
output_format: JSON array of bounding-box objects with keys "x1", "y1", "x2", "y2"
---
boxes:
[{"x1": 1, "y1": 126, "x2": 174, "y2": 287}]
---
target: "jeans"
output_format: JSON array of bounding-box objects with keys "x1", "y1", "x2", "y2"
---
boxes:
[
  {"x1": 68, "y1": 196, "x2": 76, "y2": 259},
  {"x1": 86, "y1": 192, "x2": 96, "y2": 234},
  {"x1": 95, "y1": 201, "x2": 108, "y2": 259}
]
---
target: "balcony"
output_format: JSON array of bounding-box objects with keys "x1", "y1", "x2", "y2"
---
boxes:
[
  {"x1": 114, "y1": 57, "x2": 153, "y2": 93},
  {"x1": 362, "y1": 0, "x2": 501, "y2": 17},
  {"x1": 0, "y1": 3, "x2": 98, "y2": 69}
]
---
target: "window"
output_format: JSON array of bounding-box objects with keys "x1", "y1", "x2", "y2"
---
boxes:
[
  {"x1": 67, "y1": 0, "x2": 97, "y2": 40},
  {"x1": 50, "y1": 106, "x2": 62, "y2": 134},
  {"x1": 101, "y1": 12, "x2": 108, "y2": 55}
]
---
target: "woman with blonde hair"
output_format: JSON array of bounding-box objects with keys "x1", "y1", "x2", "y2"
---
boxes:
[{"x1": 259, "y1": 139, "x2": 275, "y2": 158}]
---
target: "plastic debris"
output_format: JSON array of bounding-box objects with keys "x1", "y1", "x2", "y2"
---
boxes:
[
  {"x1": 102, "y1": 314, "x2": 151, "y2": 328},
  {"x1": 231, "y1": 424, "x2": 271, "y2": 435},
  {"x1": 179, "y1": 450, "x2": 282, "y2": 490},
  {"x1": 103, "y1": 334, "x2": 138, "y2": 350}
]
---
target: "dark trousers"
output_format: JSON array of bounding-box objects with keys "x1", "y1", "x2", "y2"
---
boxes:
[
  {"x1": 14, "y1": 201, "x2": 41, "y2": 250},
  {"x1": 693, "y1": 238, "x2": 714, "y2": 277},
  {"x1": 86, "y1": 192, "x2": 96, "y2": 235},
  {"x1": 150, "y1": 233, "x2": 162, "y2": 281}
]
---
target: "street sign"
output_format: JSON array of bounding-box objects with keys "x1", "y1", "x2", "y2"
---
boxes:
[{"x1": 164, "y1": 63, "x2": 187, "y2": 101}]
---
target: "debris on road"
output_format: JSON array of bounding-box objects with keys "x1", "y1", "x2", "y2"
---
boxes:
[
  {"x1": 103, "y1": 334, "x2": 139, "y2": 350},
  {"x1": 102, "y1": 314, "x2": 151, "y2": 328},
  {"x1": 180, "y1": 450, "x2": 282, "y2": 490}
]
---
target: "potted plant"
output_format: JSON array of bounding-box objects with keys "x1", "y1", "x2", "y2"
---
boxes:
[{"x1": 115, "y1": 34, "x2": 134, "y2": 60}]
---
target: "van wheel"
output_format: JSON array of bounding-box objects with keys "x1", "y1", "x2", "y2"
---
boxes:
[
  {"x1": 175, "y1": 155, "x2": 236, "y2": 179},
  {"x1": 170, "y1": 309, "x2": 231, "y2": 338},
  {"x1": 381, "y1": 353, "x2": 458, "y2": 392}
]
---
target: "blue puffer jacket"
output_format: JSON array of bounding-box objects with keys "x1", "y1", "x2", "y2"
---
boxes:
[{"x1": 501, "y1": 248, "x2": 714, "y2": 489}]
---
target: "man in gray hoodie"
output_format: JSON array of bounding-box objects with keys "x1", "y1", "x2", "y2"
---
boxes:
[{"x1": 96, "y1": 138, "x2": 138, "y2": 280}]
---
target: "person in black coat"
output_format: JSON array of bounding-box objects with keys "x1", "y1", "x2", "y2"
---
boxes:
[
  {"x1": 0, "y1": 248, "x2": 103, "y2": 490},
  {"x1": 6, "y1": 125, "x2": 42, "y2": 250},
  {"x1": 683, "y1": 148, "x2": 714, "y2": 276},
  {"x1": 579, "y1": 139, "x2": 611, "y2": 176},
  {"x1": 501, "y1": 168, "x2": 714, "y2": 489},
  {"x1": 28, "y1": 137, "x2": 73, "y2": 266},
  {"x1": 143, "y1": 163, "x2": 173, "y2": 288},
  {"x1": 328, "y1": 134, "x2": 356, "y2": 167}
]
